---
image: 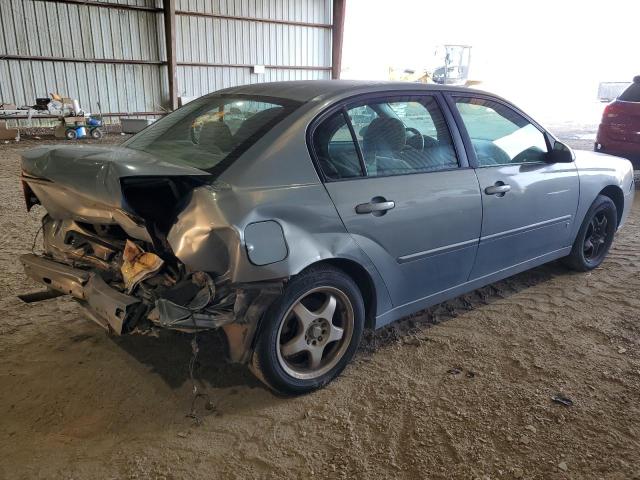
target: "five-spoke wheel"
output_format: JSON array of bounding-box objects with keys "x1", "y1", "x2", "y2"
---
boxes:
[
  {"x1": 583, "y1": 212, "x2": 609, "y2": 261},
  {"x1": 251, "y1": 265, "x2": 364, "y2": 394},
  {"x1": 564, "y1": 194, "x2": 617, "y2": 271},
  {"x1": 277, "y1": 287, "x2": 353, "y2": 380}
]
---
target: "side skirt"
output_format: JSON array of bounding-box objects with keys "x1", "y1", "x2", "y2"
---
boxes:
[{"x1": 374, "y1": 246, "x2": 572, "y2": 328}]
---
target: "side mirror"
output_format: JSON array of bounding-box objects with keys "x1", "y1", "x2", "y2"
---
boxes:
[{"x1": 547, "y1": 140, "x2": 575, "y2": 163}]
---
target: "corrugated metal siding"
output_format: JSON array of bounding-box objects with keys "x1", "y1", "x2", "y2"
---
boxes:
[
  {"x1": 0, "y1": 0, "x2": 166, "y2": 121},
  {"x1": 176, "y1": 0, "x2": 331, "y2": 24},
  {"x1": 0, "y1": 0, "x2": 332, "y2": 124},
  {"x1": 174, "y1": 0, "x2": 331, "y2": 98},
  {"x1": 176, "y1": 17, "x2": 329, "y2": 66},
  {"x1": 177, "y1": 65, "x2": 327, "y2": 98}
]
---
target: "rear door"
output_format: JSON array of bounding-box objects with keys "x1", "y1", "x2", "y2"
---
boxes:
[
  {"x1": 449, "y1": 94, "x2": 580, "y2": 279},
  {"x1": 311, "y1": 93, "x2": 482, "y2": 307}
]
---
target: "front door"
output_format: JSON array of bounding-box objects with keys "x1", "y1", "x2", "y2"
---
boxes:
[
  {"x1": 311, "y1": 94, "x2": 482, "y2": 307},
  {"x1": 451, "y1": 95, "x2": 580, "y2": 279}
]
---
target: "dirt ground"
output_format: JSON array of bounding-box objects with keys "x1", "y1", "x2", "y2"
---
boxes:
[{"x1": 1, "y1": 131, "x2": 640, "y2": 480}]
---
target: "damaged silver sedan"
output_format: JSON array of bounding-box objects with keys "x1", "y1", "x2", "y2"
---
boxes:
[{"x1": 20, "y1": 81, "x2": 634, "y2": 394}]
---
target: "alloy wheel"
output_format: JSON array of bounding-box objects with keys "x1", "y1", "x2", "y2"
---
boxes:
[
  {"x1": 583, "y1": 211, "x2": 610, "y2": 262},
  {"x1": 276, "y1": 286, "x2": 354, "y2": 380}
]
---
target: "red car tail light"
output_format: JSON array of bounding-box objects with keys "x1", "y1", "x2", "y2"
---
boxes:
[{"x1": 603, "y1": 102, "x2": 624, "y2": 119}]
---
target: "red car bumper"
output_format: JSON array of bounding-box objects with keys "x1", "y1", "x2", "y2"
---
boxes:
[{"x1": 595, "y1": 127, "x2": 640, "y2": 169}]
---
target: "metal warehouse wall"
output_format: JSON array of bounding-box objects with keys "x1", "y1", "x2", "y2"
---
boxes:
[
  {"x1": 175, "y1": 0, "x2": 332, "y2": 99},
  {"x1": 0, "y1": 0, "x2": 167, "y2": 120},
  {"x1": 0, "y1": 0, "x2": 334, "y2": 122}
]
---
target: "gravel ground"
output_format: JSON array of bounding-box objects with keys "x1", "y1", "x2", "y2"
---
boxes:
[{"x1": 1, "y1": 131, "x2": 640, "y2": 479}]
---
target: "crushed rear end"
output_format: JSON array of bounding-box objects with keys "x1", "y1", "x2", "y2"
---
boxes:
[{"x1": 19, "y1": 145, "x2": 281, "y2": 363}]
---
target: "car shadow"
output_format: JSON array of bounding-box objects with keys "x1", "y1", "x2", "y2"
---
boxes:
[
  {"x1": 109, "y1": 260, "x2": 570, "y2": 392},
  {"x1": 360, "y1": 260, "x2": 570, "y2": 353},
  {"x1": 111, "y1": 328, "x2": 263, "y2": 391}
]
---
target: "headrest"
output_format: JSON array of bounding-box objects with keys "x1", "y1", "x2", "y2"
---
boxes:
[
  {"x1": 199, "y1": 121, "x2": 234, "y2": 151},
  {"x1": 363, "y1": 117, "x2": 406, "y2": 153}
]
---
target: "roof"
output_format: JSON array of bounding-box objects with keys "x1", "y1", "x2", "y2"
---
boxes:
[{"x1": 217, "y1": 80, "x2": 487, "y2": 103}]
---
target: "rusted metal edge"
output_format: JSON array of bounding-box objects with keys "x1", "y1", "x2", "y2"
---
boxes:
[
  {"x1": 0, "y1": 54, "x2": 165, "y2": 66},
  {"x1": 32, "y1": 0, "x2": 163, "y2": 13},
  {"x1": 0, "y1": 56, "x2": 329, "y2": 71},
  {"x1": 30, "y1": 0, "x2": 334, "y2": 28},
  {"x1": 175, "y1": 10, "x2": 333, "y2": 29},
  {"x1": 331, "y1": 0, "x2": 346, "y2": 79},
  {"x1": 177, "y1": 62, "x2": 332, "y2": 71},
  {"x1": 164, "y1": 0, "x2": 178, "y2": 111}
]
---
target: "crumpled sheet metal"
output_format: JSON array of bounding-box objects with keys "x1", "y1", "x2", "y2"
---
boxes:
[
  {"x1": 154, "y1": 272, "x2": 235, "y2": 330},
  {"x1": 156, "y1": 300, "x2": 235, "y2": 330},
  {"x1": 121, "y1": 239, "x2": 163, "y2": 293}
]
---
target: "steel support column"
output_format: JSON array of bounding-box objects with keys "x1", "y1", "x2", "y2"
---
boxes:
[
  {"x1": 164, "y1": 0, "x2": 178, "y2": 111},
  {"x1": 331, "y1": 0, "x2": 346, "y2": 79}
]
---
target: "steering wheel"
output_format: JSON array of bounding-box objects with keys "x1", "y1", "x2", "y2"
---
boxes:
[{"x1": 405, "y1": 127, "x2": 424, "y2": 151}]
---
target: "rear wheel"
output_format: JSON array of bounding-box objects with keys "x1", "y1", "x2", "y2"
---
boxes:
[
  {"x1": 65, "y1": 129, "x2": 77, "y2": 140},
  {"x1": 90, "y1": 128, "x2": 104, "y2": 139},
  {"x1": 251, "y1": 265, "x2": 364, "y2": 395},
  {"x1": 563, "y1": 195, "x2": 617, "y2": 271}
]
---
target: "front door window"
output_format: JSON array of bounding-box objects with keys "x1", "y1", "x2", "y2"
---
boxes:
[{"x1": 454, "y1": 97, "x2": 549, "y2": 166}]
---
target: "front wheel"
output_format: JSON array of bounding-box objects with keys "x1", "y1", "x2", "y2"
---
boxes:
[
  {"x1": 563, "y1": 194, "x2": 617, "y2": 271},
  {"x1": 251, "y1": 265, "x2": 364, "y2": 395}
]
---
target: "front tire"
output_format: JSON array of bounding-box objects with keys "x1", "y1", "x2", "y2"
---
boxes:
[
  {"x1": 563, "y1": 194, "x2": 617, "y2": 271},
  {"x1": 251, "y1": 265, "x2": 365, "y2": 395}
]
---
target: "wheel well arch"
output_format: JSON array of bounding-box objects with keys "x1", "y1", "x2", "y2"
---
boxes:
[
  {"x1": 599, "y1": 185, "x2": 624, "y2": 227},
  {"x1": 306, "y1": 258, "x2": 377, "y2": 329}
]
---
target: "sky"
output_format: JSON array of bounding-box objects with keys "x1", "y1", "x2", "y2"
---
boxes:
[{"x1": 341, "y1": 0, "x2": 639, "y2": 125}]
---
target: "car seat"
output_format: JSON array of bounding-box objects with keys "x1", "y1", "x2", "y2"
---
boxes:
[{"x1": 362, "y1": 117, "x2": 412, "y2": 175}]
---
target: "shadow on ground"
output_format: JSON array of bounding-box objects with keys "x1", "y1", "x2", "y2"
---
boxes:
[
  {"x1": 108, "y1": 260, "x2": 570, "y2": 392},
  {"x1": 112, "y1": 328, "x2": 263, "y2": 391},
  {"x1": 361, "y1": 260, "x2": 569, "y2": 352}
]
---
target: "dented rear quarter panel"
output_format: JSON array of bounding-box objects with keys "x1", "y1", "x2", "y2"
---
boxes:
[{"x1": 168, "y1": 98, "x2": 395, "y2": 321}]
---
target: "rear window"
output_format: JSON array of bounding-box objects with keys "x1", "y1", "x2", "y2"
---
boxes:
[
  {"x1": 123, "y1": 94, "x2": 301, "y2": 173},
  {"x1": 618, "y1": 81, "x2": 640, "y2": 102}
]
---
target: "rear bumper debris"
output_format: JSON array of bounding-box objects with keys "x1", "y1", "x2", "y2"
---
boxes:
[
  {"x1": 82, "y1": 274, "x2": 142, "y2": 333},
  {"x1": 21, "y1": 253, "x2": 89, "y2": 298},
  {"x1": 20, "y1": 253, "x2": 142, "y2": 334},
  {"x1": 19, "y1": 253, "x2": 283, "y2": 362}
]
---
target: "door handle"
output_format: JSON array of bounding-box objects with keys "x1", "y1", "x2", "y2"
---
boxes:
[
  {"x1": 355, "y1": 197, "x2": 395, "y2": 216},
  {"x1": 484, "y1": 182, "x2": 511, "y2": 196}
]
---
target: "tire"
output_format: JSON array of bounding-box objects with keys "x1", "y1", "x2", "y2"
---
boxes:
[
  {"x1": 65, "y1": 129, "x2": 77, "y2": 140},
  {"x1": 251, "y1": 265, "x2": 365, "y2": 395},
  {"x1": 90, "y1": 128, "x2": 104, "y2": 139},
  {"x1": 563, "y1": 194, "x2": 617, "y2": 271}
]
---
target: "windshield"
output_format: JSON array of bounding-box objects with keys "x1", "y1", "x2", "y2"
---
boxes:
[{"x1": 123, "y1": 94, "x2": 301, "y2": 173}]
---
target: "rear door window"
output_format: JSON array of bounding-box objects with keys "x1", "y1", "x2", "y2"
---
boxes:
[
  {"x1": 312, "y1": 94, "x2": 459, "y2": 180},
  {"x1": 346, "y1": 96, "x2": 458, "y2": 177},
  {"x1": 312, "y1": 111, "x2": 364, "y2": 180},
  {"x1": 618, "y1": 81, "x2": 640, "y2": 102}
]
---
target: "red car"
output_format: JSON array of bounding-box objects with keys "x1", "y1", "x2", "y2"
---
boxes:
[{"x1": 596, "y1": 76, "x2": 640, "y2": 169}]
